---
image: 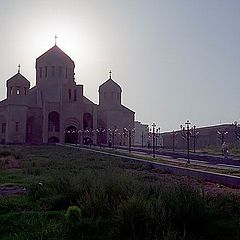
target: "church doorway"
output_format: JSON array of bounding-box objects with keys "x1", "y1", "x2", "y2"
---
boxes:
[{"x1": 65, "y1": 126, "x2": 78, "y2": 143}]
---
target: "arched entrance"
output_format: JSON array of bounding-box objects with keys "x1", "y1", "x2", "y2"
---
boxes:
[
  {"x1": 65, "y1": 126, "x2": 78, "y2": 143},
  {"x1": 48, "y1": 136, "x2": 59, "y2": 144}
]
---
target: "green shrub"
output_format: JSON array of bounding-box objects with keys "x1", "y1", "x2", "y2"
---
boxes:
[
  {"x1": 65, "y1": 206, "x2": 82, "y2": 240},
  {"x1": 65, "y1": 205, "x2": 82, "y2": 225}
]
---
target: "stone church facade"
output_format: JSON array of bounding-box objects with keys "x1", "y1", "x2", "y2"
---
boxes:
[{"x1": 0, "y1": 44, "x2": 134, "y2": 144}]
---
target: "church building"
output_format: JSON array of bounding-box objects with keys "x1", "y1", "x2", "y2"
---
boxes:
[{"x1": 0, "y1": 43, "x2": 135, "y2": 144}]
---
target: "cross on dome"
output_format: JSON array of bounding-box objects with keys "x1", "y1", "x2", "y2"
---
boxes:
[
  {"x1": 109, "y1": 70, "x2": 112, "y2": 79},
  {"x1": 17, "y1": 64, "x2": 21, "y2": 73},
  {"x1": 54, "y1": 34, "x2": 58, "y2": 45}
]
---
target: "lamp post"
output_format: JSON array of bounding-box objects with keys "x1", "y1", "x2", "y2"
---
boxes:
[
  {"x1": 89, "y1": 129, "x2": 94, "y2": 147},
  {"x1": 180, "y1": 120, "x2": 191, "y2": 164},
  {"x1": 217, "y1": 130, "x2": 228, "y2": 145},
  {"x1": 125, "y1": 127, "x2": 134, "y2": 152},
  {"x1": 96, "y1": 128, "x2": 100, "y2": 148},
  {"x1": 171, "y1": 130, "x2": 178, "y2": 152},
  {"x1": 234, "y1": 121, "x2": 240, "y2": 140},
  {"x1": 156, "y1": 127, "x2": 160, "y2": 149},
  {"x1": 112, "y1": 128, "x2": 118, "y2": 150},
  {"x1": 141, "y1": 132, "x2": 145, "y2": 148},
  {"x1": 152, "y1": 123, "x2": 156, "y2": 158},
  {"x1": 78, "y1": 129, "x2": 83, "y2": 145},
  {"x1": 100, "y1": 129, "x2": 105, "y2": 148},
  {"x1": 191, "y1": 125, "x2": 199, "y2": 153},
  {"x1": 108, "y1": 129, "x2": 112, "y2": 148}
]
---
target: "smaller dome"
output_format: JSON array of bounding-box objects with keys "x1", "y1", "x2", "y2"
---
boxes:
[
  {"x1": 6, "y1": 73, "x2": 30, "y2": 88},
  {"x1": 99, "y1": 78, "x2": 122, "y2": 93}
]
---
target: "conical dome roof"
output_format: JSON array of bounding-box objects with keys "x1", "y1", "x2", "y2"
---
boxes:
[
  {"x1": 36, "y1": 45, "x2": 74, "y2": 66},
  {"x1": 6, "y1": 72, "x2": 30, "y2": 88},
  {"x1": 99, "y1": 77, "x2": 122, "y2": 93}
]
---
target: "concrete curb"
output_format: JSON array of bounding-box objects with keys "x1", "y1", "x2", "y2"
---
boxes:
[{"x1": 57, "y1": 144, "x2": 240, "y2": 188}]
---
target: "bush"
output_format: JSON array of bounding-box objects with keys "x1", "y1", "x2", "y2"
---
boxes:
[
  {"x1": 65, "y1": 206, "x2": 82, "y2": 240},
  {"x1": 65, "y1": 205, "x2": 82, "y2": 225}
]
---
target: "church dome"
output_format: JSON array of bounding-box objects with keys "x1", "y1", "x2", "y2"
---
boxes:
[
  {"x1": 36, "y1": 45, "x2": 74, "y2": 66},
  {"x1": 6, "y1": 70, "x2": 30, "y2": 98},
  {"x1": 98, "y1": 71, "x2": 122, "y2": 108},
  {"x1": 99, "y1": 73, "x2": 122, "y2": 93},
  {"x1": 6, "y1": 72, "x2": 30, "y2": 88},
  {"x1": 35, "y1": 45, "x2": 75, "y2": 86}
]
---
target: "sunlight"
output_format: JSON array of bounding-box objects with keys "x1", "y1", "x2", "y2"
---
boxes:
[{"x1": 29, "y1": 20, "x2": 99, "y2": 65}]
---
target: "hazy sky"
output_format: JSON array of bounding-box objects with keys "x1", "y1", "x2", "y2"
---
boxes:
[{"x1": 0, "y1": 0, "x2": 240, "y2": 131}]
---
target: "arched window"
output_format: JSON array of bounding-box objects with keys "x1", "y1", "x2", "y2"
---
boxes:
[{"x1": 48, "y1": 111, "x2": 60, "y2": 132}]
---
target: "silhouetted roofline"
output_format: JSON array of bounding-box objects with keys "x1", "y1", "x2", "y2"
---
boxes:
[
  {"x1": 6, "y1": 72, "x2": 29, "y2": 83},
  {"x1": 99, "y1": 79, "x2": 122, "y2": 92},
  {"x1": 36, "y1": 45, "x2": 74, "y2": 65}
]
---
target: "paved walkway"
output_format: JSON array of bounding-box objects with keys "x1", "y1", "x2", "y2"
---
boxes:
[
  {"x1": 58, "y1": 144, "x2": 240, "y2": 188},
  {"x1": 114, "y1": 146, "x2": 240, "y2": 169}
]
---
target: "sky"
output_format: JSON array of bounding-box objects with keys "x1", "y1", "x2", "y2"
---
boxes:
[{"x1": 0, "y1": 0, "x2": 240, "y2": 132}]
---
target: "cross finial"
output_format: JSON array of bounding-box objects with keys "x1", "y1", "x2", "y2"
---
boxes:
[
  {"x1": 17, "y1": 64, "x2": 21, "y2": 73},
  {"x1": 109, "y1": 70, "x2": 112, "y2": 79},
  {"x1": 54, "y1": 34, "x2": 58, "y2": 45}
]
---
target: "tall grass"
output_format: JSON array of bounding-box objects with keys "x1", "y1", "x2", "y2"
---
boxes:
[{"x1": 0, "y1": 146, "x2": 240, "y2": 239}]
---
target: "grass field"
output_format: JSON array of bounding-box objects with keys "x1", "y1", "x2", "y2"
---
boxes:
[{"x1": 0, "y1": 145, "x2": 240, "y2": 240}]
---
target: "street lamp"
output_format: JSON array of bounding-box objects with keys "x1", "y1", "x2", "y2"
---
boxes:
[
  {"x1": 156, "y1": 127, "x2": 160, "y2": 149},
  {"x1": 152, "y1": 123, "x2": 156, "y2": 158},
  {"x1": 141, "y1": 132, "x2": 144, "y2": 148},
  {"x1": 217, "y1": 130, "x2": 228, "y2": 145},
  {"x1": 96, "y1": 128, "x2": 101, "y2": 148},
  {"x1": 180, "y1": 120, "x2": 191, "y2": 164},
  {"x1": 125, "y1": 127, "x2": 135, "y2": 152},
  {"x1": 112, "y1": 128, "x2": 118, "y2": 149},
  {"x1": 171, "y1": 130, "x2": 178, "y2": 152},
  {"x1": 108, "y1": 129, "x2": 112, "y2": 148},
  {"x1": 234, "y1": 121, "x2": 240, "y2": 140},
  {"x1": 191, "y1": 125, "x2": 199, "y2": 153},
  {"x1": 78, "y1": 129, "x2": 83, "y2": 145}
]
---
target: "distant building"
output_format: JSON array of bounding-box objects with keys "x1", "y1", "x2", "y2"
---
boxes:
[
  {"x1": 0, "y1": 44, "x2": 134, "y2": 144},
  {"x1": 161, "y1": 124, "x2": 237, "y2": 150},
  {"x1": 134, "y1": 121, "x2": 149, "y2": 147}
]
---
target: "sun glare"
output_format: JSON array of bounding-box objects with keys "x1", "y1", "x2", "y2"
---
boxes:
[{"x1": 30, "y1": 20, "x2": 99, "y2": 66}]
